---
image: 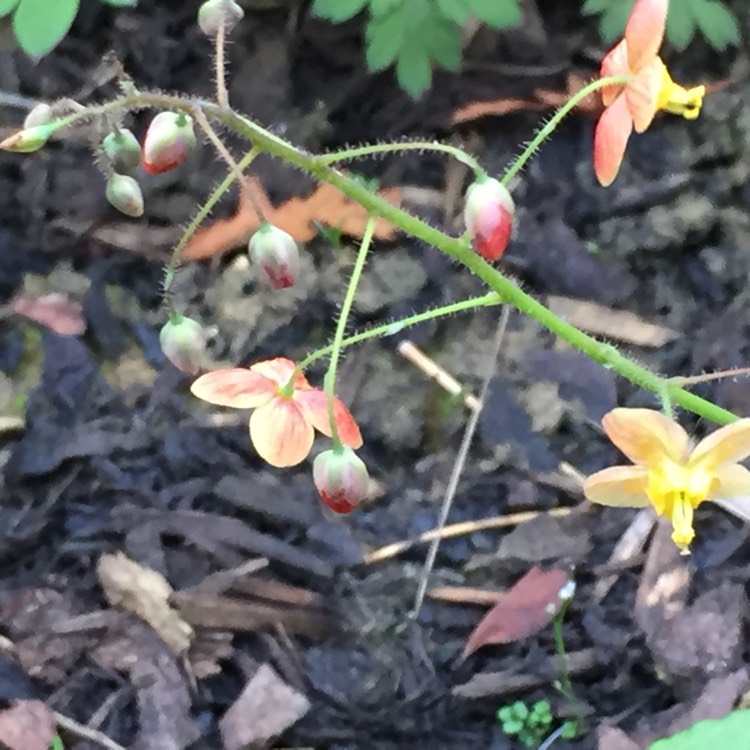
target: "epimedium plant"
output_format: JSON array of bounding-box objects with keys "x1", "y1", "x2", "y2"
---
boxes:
[
  {"x1": 3, "y1": 0, "x2": 750, "y2": 550},
  {"x1": 0, "y1": 0, "x2": 136, "y2": 58}
]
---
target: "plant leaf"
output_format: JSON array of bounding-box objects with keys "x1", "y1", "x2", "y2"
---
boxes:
[
  {"x1": 311, "y1": 0, "x2": 368, "y2": 22},
  {"x1": 13, "y1": 0, "x2": 79, "y2": 56},
  {"x1": 650, "y1": 709, "x2": 750, "y2": 749},
  {"x1": 369, "y1": 0, "x2": 401, "y2": 15},
  {"x1": 435, "y1": 0, "x2": 470, "y2": 24},
  {"x1": 462, "y1": 567, "x2": 570, "y2": 658},
  {"x1": 365, "y1": 2, "x2": 408, "y2": 70},
  {"x1": 666, "y1": 1, "x2": 697, "y2": 50},
  {"x1": 0, "y1": 0, "x2": 19, "y2": 17},
  {"x1": 99, "y1": 0, "x2": 137, "y2": 5},
  {"x1": 396, "y1": 41, "x2": 433, "y2": 98},
  {"x1": 466, "y1": 0, "x2": 522, "y2": 29},
  {"x1": 691, "y1": 0, "x2": 739, "y2": 50}
]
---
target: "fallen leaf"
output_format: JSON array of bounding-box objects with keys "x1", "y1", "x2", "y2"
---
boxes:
[
  {"x1": 97, "y1": 551, "x2": 194, "y2": 656},
  {"x1": 219, "y1": 664, "x2": 310, "y2": 750},
  {"x1": 0, "y1": 700, "x2": 56, "y2": 750},
  {"x1": 183, "y1": 176, "x2": 401, "y2": 261},
  {"x1": 12, "y1": 293, "x2": 86, "y2": 336},
  {"x1": 596, "y1": 725, "x2": 640, "y2": 750},
  {"x1": 462, "y1": 567, "x2": 570, "y2": 659}
]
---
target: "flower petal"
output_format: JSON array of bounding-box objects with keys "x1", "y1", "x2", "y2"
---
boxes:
[
  {"x1": 707, "y1": 462, "x2": 750, "y2": 501},
  {"x1": 583, "y1": 465, "x2": 650, "y2": 507},
  {"x1": 689, "y1": 419, "x2": 750, "y2": 468},
  {"x1": 295, "y1": 388, "x2": 363, "y2": 448},
  {"x1": 249, "y1": 399, "x2": 314, "y2": 467},
  {"x1": 625, "y1": 59, "x2": 664, "y2": 133},
  {"x1": 624, "y1": 0, "x2": 667, "y2": 71},
  {"x1": 250, "y1": 357, "x2": 311, "y2": 390},
  {"x1": 601, "y1": 408, "x2": 690, "y2": 465},
  {"x1": 593, "y1": 96, "x2": 634, "y2": 186},
  {"x1": 600, "y1": 40, "x2": 629, "y2": 106},
  {"x1": 191, "y1": 368, "x2": 274, "y2": 408}
]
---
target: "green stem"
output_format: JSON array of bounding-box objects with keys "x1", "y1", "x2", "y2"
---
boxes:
[
  {"x1": 552, "y1": 598, "x2": 584, "y2": 733},
  {"x1": 47, "y1": 90, "x2": 739, "y2": 427},
  {"x1": 298, "y1": 293, "x2": 501, "y2": 371},
  {"x1": 326, "y1": 216, "x2": 377, "y2": 446},
  {"x1": 502, "y1": 74, "x2": 628, "y2": 186},
  {"x1": 318, "y1": 141, "x2": 484, "y2": 175}
]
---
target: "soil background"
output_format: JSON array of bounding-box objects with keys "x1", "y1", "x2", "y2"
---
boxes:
[{"x1": 1, "y1": 1, "x2": 750, "y2": 749}]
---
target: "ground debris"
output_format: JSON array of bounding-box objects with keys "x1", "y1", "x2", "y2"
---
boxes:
[
  {"x1": 0, "y1": 700, "x2": 56, "y2": 750},
  {"x1": 97, "y1": 551, "x2": 194, "y2": 656},
  {"x1": 219, "y1": 663, "x2": 310, "y2": 750}
]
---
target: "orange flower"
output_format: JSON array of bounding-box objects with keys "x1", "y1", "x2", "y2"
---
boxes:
[
  {"x1": 594, "y1": 0, "x2": 705, "y2": 186},
  {"x1": 191, "y1": 357, "x2": 362, "y2": 468},
  {"x1": 584, "y1": 408, "x2": 750, "y2": 552}
]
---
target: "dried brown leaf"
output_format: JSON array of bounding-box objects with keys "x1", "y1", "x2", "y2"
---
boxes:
[
  {"x1": 462, "y1": 567, "x2": 570, "y2": 658},
  {"x1": 12, "y1": 293, "x2": 86, "y2": 336},
  {"x1": 97, "y1": 551, "x2": 193, "y2": 656},
  {"x1": 0, "y1": 700, "x2": 56, "y2": 750}
]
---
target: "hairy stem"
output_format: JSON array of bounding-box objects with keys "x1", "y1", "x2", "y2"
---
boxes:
[{"x1": 215, "y1": 18, "x2": 229, "y2": 108}]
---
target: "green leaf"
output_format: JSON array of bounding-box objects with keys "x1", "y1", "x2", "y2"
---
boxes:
[
  {"x1": 425, "y1": 17, "x2": 461, "y2": 70},
  {"x1": 581, "y1": 0, "x2": 618, "y2": 15},
  {"x1": 650, "y1": 709, "x2": 750, "y2": 749},
  {"x1": 396, "y1": 40, "x2": 432, "y2": 98},
  {"x1": 466, "y1": 0, "x2": 522, "y2": 29},
  {"x1": 0, "y1": 0, "x2": 19, "y2": 17},
  {"x1": 365, "y1": 5, "x2": 407, "y2": 70},
  {"x1": 13, "y1": 0, "x2": 80, "y2": 56},
  {"x1": 311, "y1": 0, "x2": 368, "y2": 22},
  {"x1": 100, "y1": 0, "x2": 137, "y2": 5},
  {"x1": 435, "y1": 0, "x2": 470, "y2": 24},
  {"x1": 597, "y1": 4, "x2": 632, "y2": 41},
  {"x1": 666, "y1": 4, "x2": 696, "y2": 50},
  {"x1": 369, "y1": 0, "x2": 401, "y2": 16},
  {"x1": 691, "y1": 0, "x2": 740, "y2": 50}
]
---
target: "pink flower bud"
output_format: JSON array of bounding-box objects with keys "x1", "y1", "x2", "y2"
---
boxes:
[
  {"x1": 141, "y1": 112, "x2": 196, "y2": 175},
  {"x1": 313, "y1": 447, "x2": 369, "y2": 514},
  {"x1": 198, "y1": 0, "x2": 244, "y2": 37},
  {"x1": 23, "y1": 103, "x2": 53, "y2": 130},
  {"x1": 105, "y1": 173, "x2": 144, "y2": 218},
  {"x1": 102, "y1": 129, "x2": 141, "y2": 174},
  {"x1": 0, "y1": 123, "x2": 55, "y2": 153},
  {"x1": 463, "y1": 176, "x2": 515, "y2": 262},
  {"x1": 159, "y1": 315, "x2": 206, "y2": 375},
  {"x1": 249, "y1": 224, "x2": 300, "y2": 289}
]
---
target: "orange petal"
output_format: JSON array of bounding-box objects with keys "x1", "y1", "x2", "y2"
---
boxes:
[
  {"x1": 600, "y1": 40, "x2": 629, "y2": 106},
  {"x1": 249, "y1": 398, "x2": 314, "y2": 467},
  {"x1": 689, "y1": 419, "x2": 750, "y2": 468},
  {"x1": 583, "y1": 465, "x2": 650, "y2": 507},
  {"x1": 593, "y1": 96, "x2": 633, "y2": 187},
  {"x1": 624, "y1": 0, "x2": 667, "y2": 71},
  {"x1": 250, "y1": 357, "x2": 311, "y2": 390},
  {"x1": 601, "y1": 408, "x2": 690, "y2": 465},
  {"x1": 295, "y1": 389, "x2": 363, "y2": 448},
  {"x1": 191, "y1": 368, "x2": 275, "y2": 408},
  {"x1": 625, "y1": 59, "x2": 663, "y2": 132},
  {"x1": 708, "y1": 463, "x2": 750, "y2": 501}
]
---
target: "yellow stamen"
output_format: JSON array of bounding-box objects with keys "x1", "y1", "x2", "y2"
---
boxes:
[
  {"x1": 657, "y1": 66, "x2": 705, "y2": 120},
  {"x1": 670, "y1": 494, "x2": 695, "y2": 553}
]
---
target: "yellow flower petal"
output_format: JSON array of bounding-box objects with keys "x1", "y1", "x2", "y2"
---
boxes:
[
  {"x1": 583, "y1": 465, "x2": 650, "y2": 507},
  {"x1": 601, "y1": 408, "x2": 690, "y2": 466},
  {"x1": 689, "y1": 419, "x2": 750, "y2": 468},
  {"x1": 249, "y1": 399, "x2": 314, "y2": 468},
  {"x1": 707, "y1": 462, "x2": 750, "y2": 501}
]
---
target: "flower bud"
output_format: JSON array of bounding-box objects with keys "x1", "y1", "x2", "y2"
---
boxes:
[
  {"x1": 102, "y1": 128, "x2": 141, "y2": 174},
  {"x1": 0, "y1": 123, "x2": 55, "y2": 153},
  {"x1": 249, "y1": 223, "x2": 300, "y2": 289},
  {"x1": 141, "y1": 112, "x2": 196, "y2": 175},
  {"x1": 313, "y1": 447, "x2": 369, "y2": 514},
  {"x1": 463, "y1": 176, "x2": 515, "y2": 262},
  {"x1": 198, "y1": 0, "x2": 244, "y2": 37},
  {"x1": 23, "y1": 103, "x2": 53, "y2": 130},
  {"x1": 106, "y1": 174, "x2": 144, "y2": 217},
  {"x1": 159, "y1": 314, "x2": 206, "y2": 376}
]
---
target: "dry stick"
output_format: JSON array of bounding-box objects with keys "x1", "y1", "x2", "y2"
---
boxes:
[
  {"x1": 412, "y1": 305, "x2": 512, "y2": 617},
  {"x1": 191, "y1": 107, "x2": 267, "y2": 224},
  {"x1": 53, "y1": 710, "x2": 126, "y2": 750}
]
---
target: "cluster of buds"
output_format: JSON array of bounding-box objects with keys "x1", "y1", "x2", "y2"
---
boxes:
[{"x1": 463, "y1": 176, "x2": 515, "y2": 262}]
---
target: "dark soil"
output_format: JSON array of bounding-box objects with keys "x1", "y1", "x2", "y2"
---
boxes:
[{"x1": 2, "y1": 1, "x2": 750, "y2": 749}]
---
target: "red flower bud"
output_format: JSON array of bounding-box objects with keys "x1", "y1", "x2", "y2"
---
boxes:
[
  {"x1": 142, "y1": 112, "x2": 196, "y2": 175},
  {"x1": 102, "y1": 129, "x2": 141, "y2": 174},
  {"x1": 248, "y1": 223, "x2": 300, "y2": 289},
  {"x1": 159, "y1": 314, "x2": 206, "y2": 376},
  {"x1": 105, "y1": 173, "x2": 144, "y2": 218},
  {"x1": 463, "y1": 177, "x2": 514, "y2": 261},
  {"x1": 313, "y1": 447, "x2": 369, "y2": 514},
  {"x1": 198, "y1": 0, "x2": 244, "y2": 37}
]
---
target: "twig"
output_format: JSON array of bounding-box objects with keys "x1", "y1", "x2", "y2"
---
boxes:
[
  {"x1": 411, "y1": 305, "x2": 511, "y2": 616},
  {"x1": 53, "y1": 710, "x2": 126, "y2": 750}
]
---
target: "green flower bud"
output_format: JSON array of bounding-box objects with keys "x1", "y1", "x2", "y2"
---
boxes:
[
  {"x1": 105, "y1": 173, "x2": 144, "y2": 218},
  {"x1": 102, "y1": 128, "x2": 141, "y2": 174},
  {"x1": 198, "y1": 0, "x2": 244, "y2": 37},
  {"x1": 248, "y1": 223, "x2": 300, "y2": 289},
  {"x1": 0, "y1": 123, "x2": 55, "y2": 153},
  {"x1": 23, "y1": 103, "x2": 54, "y2": 129},
  {"x1": 159, "y1": 315, "x2": 206, "y2": 375}
]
